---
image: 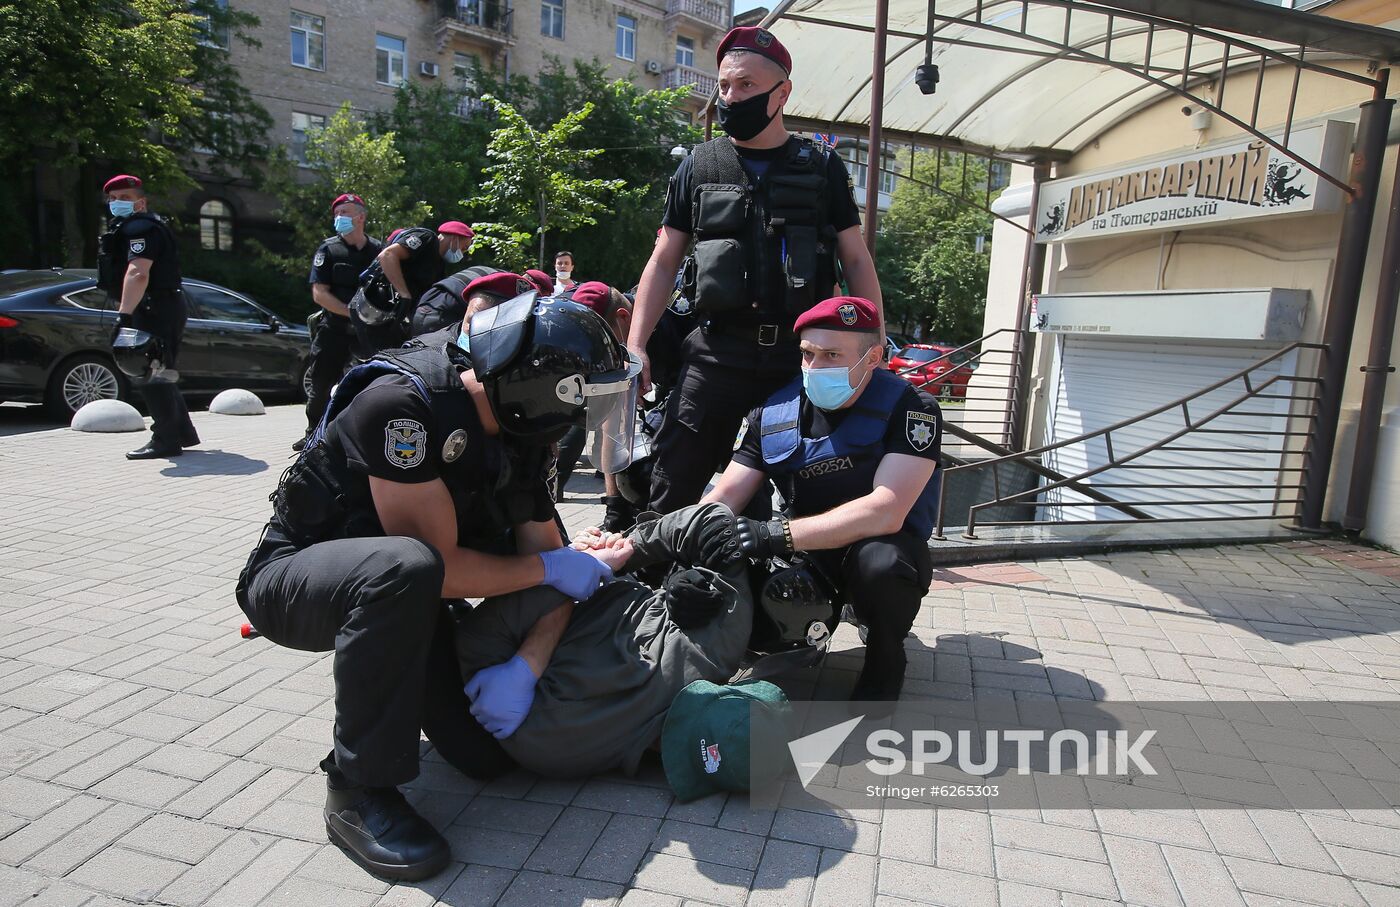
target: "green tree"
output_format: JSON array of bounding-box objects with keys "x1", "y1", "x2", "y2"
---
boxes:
[
  {"x1": 468, "y1": 94, "x2": 638, "y2": 270},
  {"x1": 878, "y1": 150, "x2": 995, "y2": 342},
  {"x1": 258, "y1": 104, "x2": 432, "y2": 277},
  {"x1": 0, "y1": 0, "x2": 270, "y2": 265}
]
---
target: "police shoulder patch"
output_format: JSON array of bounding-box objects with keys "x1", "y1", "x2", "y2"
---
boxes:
[
  {"x1": 385, "y1": 418, "x2": 427, "y2": 469},
  {"x1": 906, "y1": 410, "x2": 938, "y2": 452},
  {"x1": 404, "y1": 233, "x2": 423, "y2": 249},
  {"x1": 128, "y1": 238, "x2": 147, "y2": 256},
  {"x1": 313, "y1": 250, "x2": 326, "y2": 268}
]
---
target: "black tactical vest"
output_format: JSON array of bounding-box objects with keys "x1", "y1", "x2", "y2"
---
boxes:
[
  {"x1": 318, "y1": 234, "x2": 383, "y2": 305},
  {"x1": 97, "y1": 213, "x2": 180, "y2": 295},
  {"x1": 684, "y1": 136, "x2": 837, "y2": 324}
]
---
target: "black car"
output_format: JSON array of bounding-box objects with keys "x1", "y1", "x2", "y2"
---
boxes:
[{"x1": 0, "y1": 269, "x2": 312, "y2": 418}]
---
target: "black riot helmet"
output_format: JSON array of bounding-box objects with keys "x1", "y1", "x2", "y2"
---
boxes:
[
  {"x1": 750, "y1": 560, "x2": 840, "y2": 655},
  {"x1": 461, "y1": 291, "x2": 640, "y2": 445},
  {"x1": 111, "y1": 327, "x2": 163, "y2": 378}
]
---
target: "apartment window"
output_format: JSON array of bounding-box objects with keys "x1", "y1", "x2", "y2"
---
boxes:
[
  {"x1": 290, "y1": 11, "x2": 324, "y2": 70},
  {"x1": 541, "y1": 0, "x2": 564, "y2": 39},
  {"x1": 675, "y1": 36, "x2": 695, "y2": 68},
  {"x1": 199, "y1": 199, "x2": 234, "y2": 252},
  {"x1": 453, "y1": 52, "x2": 481, "y2": 115},
  {"x1": 616, "y1": 14, "x2": 636, "y2": 61},
  {"x1": 376, "y1": 33, "x2": 407, "y2": 86},
  {"x1": 291, "y1": 111, "x2": 326, "y2": 164},
  {"x1": 193, "y1": 0, "x2": 230, "y2": 49}
]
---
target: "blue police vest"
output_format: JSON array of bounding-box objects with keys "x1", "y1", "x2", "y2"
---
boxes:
[{"x1": 759, "y1": 368, "x2": 941, "y2": 539}]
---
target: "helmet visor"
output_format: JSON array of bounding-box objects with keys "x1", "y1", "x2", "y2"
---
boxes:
[{"x1": 555, "y1": 349, "x2": 643, "y2": 473}]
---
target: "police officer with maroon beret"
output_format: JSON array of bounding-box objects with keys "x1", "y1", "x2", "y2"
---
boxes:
[
  {"x1": 297, "y1": 193, "x2": 384, "y2": 451},
  {"x1": 98, "y1": 174, "x2": 200, "y2": 460},
  {"x1": 626, "y1": 27, "x2": 883, "y2": 515},
  {"x1": 703, "y1": 296, "x2": 940, "y2": 701}
]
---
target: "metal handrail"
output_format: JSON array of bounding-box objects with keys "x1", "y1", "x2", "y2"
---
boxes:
[{"x1": 936, "y1": 340, "x2": 1327, "y2": 539}]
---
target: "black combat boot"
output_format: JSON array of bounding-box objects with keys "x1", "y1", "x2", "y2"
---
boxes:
[
  {"x1": 601, "y1": 495, "x2": 638, "y2": 533},
  {"x1": 321, "y1": 755, "x2": 450, "y2": 881}
]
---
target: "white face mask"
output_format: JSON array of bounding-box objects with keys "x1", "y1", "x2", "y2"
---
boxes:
[{"x1": 555, "y1": 269, "x2": 571, "y2": 280}]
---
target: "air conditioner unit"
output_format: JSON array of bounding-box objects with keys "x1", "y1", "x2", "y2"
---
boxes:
[
  {"x1": 644, "y1": 60, "x2": 662, "y2": 74},
  {"x1": 419, "y1": 61, "x2": 440, "y2": 78}
]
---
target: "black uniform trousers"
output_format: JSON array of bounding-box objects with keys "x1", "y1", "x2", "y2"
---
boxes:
[
  {"x1": 808, "y1": 530, "x2": 932, "y2": 685},
  {"x1": 236, "y1": 529, "x2": 511, "y2": 787},
  {"x1": 304, "y1": 316, "x2": 355, "y2": 434},
  {"x1": 649, "y1": 328, "x2": 795, "y2": 514},
  {"x1": 132, "y1": 291, "x2": 198, "y2": 449}
]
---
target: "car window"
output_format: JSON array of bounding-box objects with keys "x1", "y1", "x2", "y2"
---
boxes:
[
  {"x1": 898, "y1": 348, "x2": 948, "y2": 363},
  {"x1": 0, "y1": 271, "x2": 84, "y2": 297},
  {"x1": 950, "y1": 350, "x2": 971, "y2": 366},
  {"x1": 61, "y1": 287, "x2": 113, "y2": 311},
  {"x1": 184, "y1": 284, "x2": 266, "y2": 324}
]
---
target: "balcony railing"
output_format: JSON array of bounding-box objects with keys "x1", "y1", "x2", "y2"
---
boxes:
[
  {"x1": 436, "y1": 0, "x2": 513, "y2": 43},
  {"x1": 662, "y1": 64, "x2": 717, "y2": 99},
  {"x1": 665, "y1": 0, "x2": 729, "y2": 31}
]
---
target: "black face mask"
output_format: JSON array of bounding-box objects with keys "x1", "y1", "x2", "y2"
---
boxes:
[{"x1": 716, "y1": 82, "x2": 785, "y2": 142}]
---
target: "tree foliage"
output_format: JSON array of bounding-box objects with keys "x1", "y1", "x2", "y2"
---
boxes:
[
  {"x1": 878, "y1": 150, "x2": 996, "y2": 343},
  {"x1": 467, "y1": 94, "x2": 638, "y2": 270},
  {"x1": 257, "y1": 104, "x2": 432, "y2": 276}
]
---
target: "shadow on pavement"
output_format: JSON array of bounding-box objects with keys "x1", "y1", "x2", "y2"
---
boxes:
[
  {"x1": 0, "y1": 404, "x2": 66, "y2": 437},
  {"x1": 159, "y1": 449, "x2": 268, "y2": 477}
]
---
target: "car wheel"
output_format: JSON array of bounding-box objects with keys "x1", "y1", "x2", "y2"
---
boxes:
[
  {"x1": 939, "y1": 383, "x2": 956, "y2": 401},
  {"x1": 45, "y1": 354, "x2": 129, "y2": 419},
  {"x1": 300, "y1": 360, "x2": 314, "y2": 401}
]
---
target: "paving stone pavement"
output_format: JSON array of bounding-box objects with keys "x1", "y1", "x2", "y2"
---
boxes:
[{"x1": 3, "y1": 402, "x2": 1400, "y2": 906}]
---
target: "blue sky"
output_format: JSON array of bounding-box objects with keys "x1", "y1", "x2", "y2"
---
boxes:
[{"x1": 733, "y1": 1, "x2": 768, "y2": 14}]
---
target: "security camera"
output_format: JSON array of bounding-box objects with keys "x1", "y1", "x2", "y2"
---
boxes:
[
  {"x1": 914, "y1": 63, "x2": 940, "y2": 96},
  {"x1": 1181, "y1": 105, "x2": 1194, "y2": 116}
]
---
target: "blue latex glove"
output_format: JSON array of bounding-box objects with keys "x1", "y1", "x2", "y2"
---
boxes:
[
  {"x1": 539, "y1": 547, "x2": 614, "y2": 601},
  {"x1": 464, "y1": 655, "x2": 538, "y2": 739}
]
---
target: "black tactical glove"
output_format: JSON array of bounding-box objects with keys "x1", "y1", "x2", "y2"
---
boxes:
[
  {"x1": 735, "y1": 517, "x2": 794, "y2": 561},
  {"x1": 695, "y1": 511, "x2": 744, "y2": 570},
  {"x1": 660, "y1": 568, "x2": 727, "y2": 630},
  {"x1": 111, "y1": 312, "x2": 133, "y2": 343}
]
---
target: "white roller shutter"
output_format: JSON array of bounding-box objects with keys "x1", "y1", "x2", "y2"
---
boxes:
[{"x1": 1042, "y1": 336, "x2": 1298, "y2": 522}]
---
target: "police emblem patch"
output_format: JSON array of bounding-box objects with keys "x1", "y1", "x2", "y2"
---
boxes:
[
  {"x1": 756, "y1": 29, "x2": 773, "y2": 47},
  {"x1": 668, "y1": 291, "x2": 693, "y2": 316},
  {"x1": 404, "y1": 233, "x2": 423, "y2": 250},
  {"x1": 129, "y1": 239, "x2": 147, "y2": 256},
  {"x1": 442, "y1": 428, "x2": 468, "y2": 463},
  {"x1": 385, "y1": 419, "x2": 427, "y2": 469},
  {"x1": 734, "y1": 417, "x2": 748, "y2": 452},
  {"x1": 837, "y1": 303, "x2": 858, "y2": 326},
  {"x1": 313, "y1": 251, "x2": 326, "y2": 268},
  {"x1": 906, "y1": 411, "x2": 937, "y2": 452}
]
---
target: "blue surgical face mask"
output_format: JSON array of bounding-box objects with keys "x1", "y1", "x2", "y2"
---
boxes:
[
  {"x1": 109, "y1": 200, "x2": 135, "y2": 218},
  {"x1": 333, "y1": 215, "x2": 354, "y2": 235},
  {"x1": 456, "y1": 326, "x2": 470, "y2": 352},
  {"x1": 444, "y1": 246, "x2": 464, "y2": 264},
  {"x1": 802, "y1": 356, "x2": 873, "y2": 410}
]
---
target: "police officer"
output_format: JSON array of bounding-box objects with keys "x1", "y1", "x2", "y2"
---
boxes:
[
  {"x1": 351, "y1": 221, "x2": 474, "y2": 356},
  {"x1": 626, "y1": 26, "x2": 883, "y2": 514},
  {"x1": 99, "y1": 175, "x2": 200, "y2": 460},
  {"x1": 410, "y1": 268, "x2": 515, "y2": 338},
  {"x1": 235, "y1": 293, "x2": 638, "y2": 880},
  {"x1": 703, "y1": 297, "x2": 940, "y2": 701},
  {"x1": 297, "y1": 193, "x2": 384, "y2": 450}
]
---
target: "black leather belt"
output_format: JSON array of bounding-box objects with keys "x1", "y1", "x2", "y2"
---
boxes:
[{"x1": 704, "y1": 320, "x2": 794, "y2": 347}]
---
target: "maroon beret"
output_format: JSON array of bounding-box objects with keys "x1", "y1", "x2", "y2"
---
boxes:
[
  {"x1": 464, "y1": 272, "x2": 529, "y2": 301},
  {"x1": 103, "y1": 174, "x2": 142, "y2": 193},
  {"x1": 524, "y1": 269, "x2": 554, "y2": 295},
  {"x1": 794, "y1": 296, "x2": 880, "y2": 333},
  {"x1": 717, "y1": 26, "x2": 791, "y2": 75},
  {"x1": 438, "y1": 220, "x2": 475, "y2": 239},
  {"x1": 568, "y1": 281, "x2": 613, "y2": 315},
  {"x1": 385, "y1": 228, "x2": 405, "y2": 244},
  {"x1": 331, "y1": 193, "x2": 365, "y2": 211}
]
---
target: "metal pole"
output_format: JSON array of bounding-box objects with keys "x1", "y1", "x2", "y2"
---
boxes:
[
  {"x1": 1300, "y1": 76, "x2": 1394, "y2": 529},
  {"x1": 704, "y1": 103, "x2": 713, "y2": 141},
  {"x1": 1343, "y1": 141, "x2": 1400, "y2": 532},
  {"x1": 1007, "y1": 162, "x2": 1050, "y2": 451},
  {"x1": 864, "y1": 0, "x2": 890, "y2": 256}
]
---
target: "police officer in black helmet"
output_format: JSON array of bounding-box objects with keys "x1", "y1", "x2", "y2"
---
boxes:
[
  {"x1": 99, "y1": 174, "x2": 199, "y2": 460},
  {"x1": 235, "y1": 292, "x2": 639, "y2": 881},
  {"x1": 626, "y1": 26, "x2": 882, "y2": 514},
  {"x1": 296, "y1": 192, "x2": 384, "y2": 451}
]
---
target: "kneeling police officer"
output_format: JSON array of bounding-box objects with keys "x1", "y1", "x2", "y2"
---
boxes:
[
  {"x1": 236, "y1": 291, "x2": 638, "y2": 880},
  {"x1": 703, "y1": 296, "x2": 941, "y2": 700},
  {"x1": 100, "y1": 174, "x2": 199, "y2": 459}
]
